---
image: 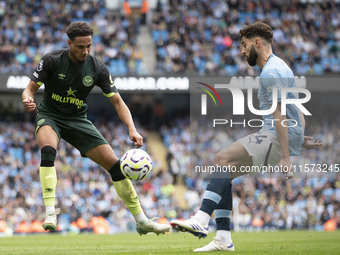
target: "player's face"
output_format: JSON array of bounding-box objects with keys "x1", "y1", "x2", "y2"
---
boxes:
[
  {"x1": 241, "y1": 37, "x2": 258, "y2": 67},
  {"x1": 68, "y1": 36, "x2": 92, "y2": 63}
]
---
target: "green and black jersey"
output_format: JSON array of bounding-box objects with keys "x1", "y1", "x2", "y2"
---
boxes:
[{"x1": 31, "y1": 49, "x2": 117, "y2": 117}]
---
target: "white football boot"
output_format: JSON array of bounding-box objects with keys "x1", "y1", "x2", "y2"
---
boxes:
[
  {"x1": 194, "y1": 237, "x2": 235, "y2": 252},
  {"x1": 136, "y1": 218, "x2": 170, "y2": 235},
  {"x1": 171, "y1": 217, "x2": 208, "y2": 239},
  {"x1": 42, "y1": 208, "x2": 60, "y2": 231}
]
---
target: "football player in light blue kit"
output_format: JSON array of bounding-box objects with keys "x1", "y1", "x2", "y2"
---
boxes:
[
  {"x1": 171, "y1": 22, "x2": 322, "y2": 252},
  {"x1": 257, "y1": 47, "x2": 305, "y2": 167}
]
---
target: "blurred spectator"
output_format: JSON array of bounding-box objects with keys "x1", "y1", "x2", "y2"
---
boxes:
[
  {"x1": 152, "y1": 99, "x2": 166, "y2": 131},
  {"x1": 122, "y1": 0, "x2": 132, "y2": 17},
  {"x1": 140, "y1": 0, "x2": 150, "y2": 25}
]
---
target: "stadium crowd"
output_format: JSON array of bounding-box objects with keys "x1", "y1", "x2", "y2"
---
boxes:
[
  {"x1": 0, "y1": 109, "x2": 339, "y2": 235},
  {"x1": 0, "y1": 0, "x2": 146, "y2": 76},
  {"x1": 152, "y1": 0, "x2": 340, "y2": 75},
  {"x1": 1, "y1": 0, "x2": 340, "y2": 77}
]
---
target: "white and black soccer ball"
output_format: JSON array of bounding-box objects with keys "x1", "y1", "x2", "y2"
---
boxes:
[{"x1": 120, "y1": 149, "x2": 152, "y2": 181}]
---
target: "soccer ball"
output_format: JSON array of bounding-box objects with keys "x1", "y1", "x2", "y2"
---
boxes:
[{"x1": 120, "y1": 149, "x2": 152, "y2": 181}]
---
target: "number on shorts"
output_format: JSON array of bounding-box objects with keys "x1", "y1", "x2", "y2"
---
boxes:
[{"x1": 254, "y1": 135, "x2": 267, "y2": 144}]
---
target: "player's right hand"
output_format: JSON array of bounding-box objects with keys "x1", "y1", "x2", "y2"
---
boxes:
[
  {"x1": 129, "y1": 129, "x2": 143, "y2": 148},
  {"x1": 22, "y1": 97, "x2": 37, "y2": 112}
]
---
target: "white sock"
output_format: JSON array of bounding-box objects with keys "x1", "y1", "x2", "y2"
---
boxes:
[
  {"x1": 134, "y1": 212, "x2": 148, "y2": 223},
  {"x1": 46, "y1": 206, "x2": 55, "y2": 215},
  {"x1": 216, "y1": 230, "x2": 232, "y2": 245},
  {"x1": 194, "y1": 210, "x2": 211, "y2": 226}
]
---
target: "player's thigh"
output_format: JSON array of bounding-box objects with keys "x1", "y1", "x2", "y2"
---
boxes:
[
  {"x1": 61, "y1": 118, "x2": 116, "y2": 168},
  {"x1": 238, "y1": 132, "x2": 281, "y2": 167},
  {"x1": 36, "y1": 126, "x2": 59, "y2": 149},
  {"x1": 215, "y1": 141, "x2": 252, "y2": 167},
  {"x1": 85, "y1": 144, "x2": 118, "y2": 170},
  {"x1": 35, "y1": 116, "x2": 60, "y2": 149},
  {"x1": 215, "y1": 141, "x2": 253, "y2": 179}
]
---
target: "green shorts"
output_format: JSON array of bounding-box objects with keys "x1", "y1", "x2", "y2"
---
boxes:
[{"x1": 35, "y1": 112, "x2": 108, "y2": 157}]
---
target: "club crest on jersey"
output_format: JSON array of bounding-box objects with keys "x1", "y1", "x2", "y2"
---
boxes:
[
  {"x1": 83, "y1": 75, "x2": 94, "y2": 87},
  {"x1": 37, "y1": 60, "x2": 43, "y2": 71}
]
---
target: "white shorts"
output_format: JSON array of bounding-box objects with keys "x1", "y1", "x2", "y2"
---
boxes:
[{"x1": 238, "y1": 132, "x2": 281, "y2": 167}]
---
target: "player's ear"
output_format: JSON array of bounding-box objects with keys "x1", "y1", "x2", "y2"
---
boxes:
[
  {"x1": 67, "y1": 39, "x2": 71, "y2": 47},
  {"x1": 254, "y1": 37, "x2": 261, "y2": 47}
]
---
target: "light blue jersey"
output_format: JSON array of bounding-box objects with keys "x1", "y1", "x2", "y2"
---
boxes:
[{"x1": 258, "y1": 54, "x2": 303, "y2": 156}]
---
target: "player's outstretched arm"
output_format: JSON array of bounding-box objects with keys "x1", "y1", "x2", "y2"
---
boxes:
[
  {"x1": 22, "y1": 80, "x2": 40, "y2": 112},
  {"x1": 108, "y1": 93, "x2": 143, "y2": 148}
]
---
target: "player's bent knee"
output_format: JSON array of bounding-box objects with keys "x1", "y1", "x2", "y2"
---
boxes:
[
  {"x1": 108, "y1": 159, "x2": 126, "y2": 181},
  {"x1": 41, "y1": 146, "x2": 57, "y2": 166},
  {"x1": 214, "y1": 150, "x2": 232, "y2": 167},
  {"x1": 41, "y1": 146, "x2": 57, "y2": 155}
]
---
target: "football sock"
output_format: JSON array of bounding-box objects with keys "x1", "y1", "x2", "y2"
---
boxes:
[
  {"x1": 113, "y1": 178, "x2": 143, "y2": 217},
  {"x1": 108, "y1": 159, "x2": 126, "y2": 181},
  {"x1": 215, "y1": 183, "x2": 233, "y2": 244},
  {"x1": 40, "y1": 167, "x2": 57, "y2": 207},
  {"x1": 40, "y1": 146, "x2": 57, "y2": 209},
  {"x1": 216, "y1": 230, "x2": 232, "y2": 244},
  {"x1": 194, "y1": 210, "x2": 211, "y2": 226},
  {"x1": 46, "y1": 205, "x2": 55, "y2": 215},
  {"x1": 199, "y1": 175, "x2": 231, "y2": 217},
  {"x1": 134, "y1": 212, "x2": 148, "y2": 223}
]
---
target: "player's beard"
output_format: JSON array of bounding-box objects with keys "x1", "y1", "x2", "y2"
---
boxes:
[{"x1": 247, "y1": 45, "x2": 258, "y2": 66}]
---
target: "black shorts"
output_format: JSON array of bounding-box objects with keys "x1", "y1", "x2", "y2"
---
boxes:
[{"x1": 35, "y1": 112, "x2": 108, "y2": 157}]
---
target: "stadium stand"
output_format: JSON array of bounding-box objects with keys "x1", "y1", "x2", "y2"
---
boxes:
[
  {"x1": 0, "y1": 0, "x2": 147, "y2": 76},
  {"x1": 152, "y1": 0, "x2": 340, "y2": 76},
  {"x1": 1, "y1": 0, "x2": 339, "y2": 76}
]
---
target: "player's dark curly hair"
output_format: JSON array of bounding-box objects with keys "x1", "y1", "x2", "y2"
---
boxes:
[
  {"x1": 66, "y1": 22, "x2": 94, "y2": 41},
  {"x1": 239, "y1": 21, "x2": 273, "y2": 43}
]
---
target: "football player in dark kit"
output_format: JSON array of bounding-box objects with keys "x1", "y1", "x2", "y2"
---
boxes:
[{"x1": 22, "y1": 21, "x2": 170, "y2": 234}]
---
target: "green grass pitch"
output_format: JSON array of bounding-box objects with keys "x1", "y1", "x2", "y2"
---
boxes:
[{"x1": 0, "y1": 231, "x2": 339, "y2": 255}]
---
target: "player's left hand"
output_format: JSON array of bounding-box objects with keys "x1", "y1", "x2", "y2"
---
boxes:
[
  {"x1": 278, "y1": 158, "x2": 293, "y2": 180},
  {"x1": 129, "y1": 129, "x2": 143, "y2": 148},
  {"x1": 302, "y1": 136, "x2": 322, "y2": 150}
]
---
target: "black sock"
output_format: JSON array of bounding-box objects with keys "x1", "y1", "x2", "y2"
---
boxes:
[
  {"x1": 108, "y1": 160, "x2": 126, "y2": 181},
  {"x1": 199, "y1": 175, "x2": 231, "y2": 216}
]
